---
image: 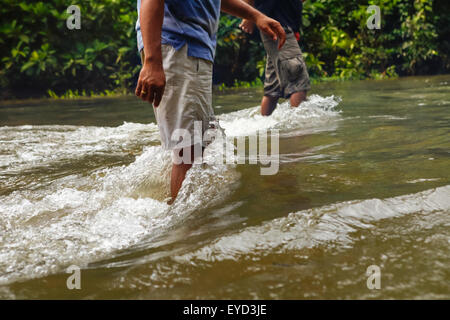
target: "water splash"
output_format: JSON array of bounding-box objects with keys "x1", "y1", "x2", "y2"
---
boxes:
[
  {"x1": 218, "y1": 95, "x2": 341, "y2": 137},
  {"x1": 0, "y1": 95, "x2": 341, "y2": 285},
  {"x1": 175, "y1": 185, "x2": 450, "y2": 263}
]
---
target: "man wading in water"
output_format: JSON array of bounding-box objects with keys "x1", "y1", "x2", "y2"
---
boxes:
[
  {"x1": 240, "y1": 0, "x2": 311, "y2": 115},
  {"x1": 135, "y1": 0, "x2": 286, "y2": 203}
]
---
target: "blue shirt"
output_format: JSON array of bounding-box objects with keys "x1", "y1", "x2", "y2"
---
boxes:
[{"x1": 136, "y1": 0, "x2": 221, "y2": 62}]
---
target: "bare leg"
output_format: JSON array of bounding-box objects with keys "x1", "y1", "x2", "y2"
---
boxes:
[
  {"x1": 261, "y1": 95, "x2": 279, "y2": 116},
  {"x1": 168, "y1": 145, "x2": 202, "y2": 204},
  {"x1": 170, "y1": 162, "x2": 192, "y2": 203},
  {"x1": 290, "y1": 91, "x2": 307, "y2": 107}
]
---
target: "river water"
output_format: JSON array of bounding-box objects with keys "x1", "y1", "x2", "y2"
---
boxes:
[{"x1": 0, "y1": 75, "x2": 449, "y2": 299}]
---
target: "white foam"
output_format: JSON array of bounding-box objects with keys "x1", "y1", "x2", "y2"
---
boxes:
[
  {"x1": 0, "y1": 122, "x2": 160, "y2": 171},
  {"x1": 218, "y1": 95, "x2": 341, "y2": 137},
  {"x1": 0, "y1": 95, "x2": 341, "y2": 284}
]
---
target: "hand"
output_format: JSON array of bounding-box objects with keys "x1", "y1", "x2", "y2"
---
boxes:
[
  {"x1": 255, "y1": 15, "x2": 286, "y2": 49},
  {"x1": 135, "y1": 61, "x2": 166, "y2": 107},
  {"x1": 239, "y1": 19, "x2": 255, "y2": 34}
]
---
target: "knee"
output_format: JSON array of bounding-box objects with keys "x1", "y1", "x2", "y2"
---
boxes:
[
  {"x1": 263, "y1": 95, "x2": 278, "y2": 104},
  {"x1": 290, "y1": 91, "x2": 307, "y2": 107},
  {"x1": 262, "y1": 95, "x2": 278, "y2": 116}
]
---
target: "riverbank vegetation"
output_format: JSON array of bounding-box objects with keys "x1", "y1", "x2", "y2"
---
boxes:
[{"x1": 1, "y1": 0, "x2": 449, "y2": 99}]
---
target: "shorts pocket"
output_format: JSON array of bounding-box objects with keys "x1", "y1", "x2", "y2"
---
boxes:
[{"x1": 280, "y1": 57, "x2": 303, "y2": 82}]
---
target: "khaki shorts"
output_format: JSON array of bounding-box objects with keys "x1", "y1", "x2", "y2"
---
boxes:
[
  {"x1": 261, "y1": 29, "x2": 311, "y2": 99},
  {"x1": 141, "y1": 45, "x2": 215, "y2": 150}
]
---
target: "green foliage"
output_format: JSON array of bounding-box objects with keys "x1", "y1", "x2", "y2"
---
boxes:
[
  {"x1": 47, "y1": 88, "x2": 124, "y2": 99},
  {"x1": 214, "y1": 15, "x2": 266, "y2": 86},
  {"x1": 0, "y1": 0, "x2": 139, "y2": 99},
  {"x1": 219, "y1": 0, "x2": 448, "y2": 85},
  {"x1": 299, "y1": 0, "x2": 443, "y2": 79},
  {"x1": 0, "y1": 0, "x2": 448, "y2": 98}
]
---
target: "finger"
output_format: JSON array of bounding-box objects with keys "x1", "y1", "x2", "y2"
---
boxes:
[
  {"x1": 263, "y1": 26, "x2": 277, "y2": 42},
  {"x1": 140, "y1": 83, "x2": 150, "y2": 101},
  {"x1": 135, "y1": 81, "x2": 142, "y2": 97},
  {"x1": 145, "y1": 85, "x2": 155, "y2": 103},
  {"x1": 275, "y1": 24, "x2": 286, "y2": 49},
  {"x1": 153, "y1": 86, "x2": 165, "y2": 107},
  {"x1": 148, "y1": 89, "x2": 156, "y2": 105}
]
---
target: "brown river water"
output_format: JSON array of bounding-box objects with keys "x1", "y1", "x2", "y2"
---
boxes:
[{"x1": 0, "y1": 75, "x2": 449, "y2": 299}]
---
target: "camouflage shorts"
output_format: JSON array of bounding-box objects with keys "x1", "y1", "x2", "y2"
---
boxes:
[{"x1": 261, "y1": 28, "x2": 311, "y2": 99}]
